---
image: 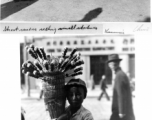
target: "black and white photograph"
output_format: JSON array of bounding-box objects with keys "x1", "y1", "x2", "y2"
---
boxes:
[
  {"x1": 0, "y1": 0, "x2": 152, "y2": 119},
  {"x1": 0, "y1": 0, "x2": 151, "y2": 22},
  {"x1": 0, "y1": 25, "x2": 152, "y2": 120},
  {"x1": 20, "y1": 35, "x2": 135, "y2": 120}
]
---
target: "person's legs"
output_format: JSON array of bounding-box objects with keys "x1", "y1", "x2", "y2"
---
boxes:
[
  {"x1": 98, "y1": 92, "x2": 104, "y2": 100},
  {"x1": 104, "y1": 90, "x2": 110, "y2": 100},
  {"x1": 21, "y1": 113, "x2": 25, "y2": 120}
]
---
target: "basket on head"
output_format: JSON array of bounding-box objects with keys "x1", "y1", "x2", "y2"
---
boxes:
[{"x1": 41, "y1": 72, "x2": 66, "y2": 119}]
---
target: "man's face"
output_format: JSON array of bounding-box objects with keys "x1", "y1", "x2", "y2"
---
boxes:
[
  {"x1": 67, "y1": 86, "x2": 85, "y2": 108},
  {"x1": 108, "y1": 61, "x2": 119, "y2": 71}
]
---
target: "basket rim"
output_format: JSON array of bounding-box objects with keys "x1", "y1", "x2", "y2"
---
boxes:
[{"x1": 42, "y1": 71, "x2": 64, "y2": 76}]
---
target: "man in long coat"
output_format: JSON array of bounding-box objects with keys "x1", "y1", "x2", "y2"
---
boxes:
[{"x1": 108, "y1": 54, "x2": 135, "y2": 120}]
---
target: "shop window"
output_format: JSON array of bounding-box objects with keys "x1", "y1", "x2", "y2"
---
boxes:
[
  {"x1": 47, "y1": 42, "x2": 50, "y2": 45},
  {"x1": 74, "y1": 41, "x2": 77, "y2": 45}
]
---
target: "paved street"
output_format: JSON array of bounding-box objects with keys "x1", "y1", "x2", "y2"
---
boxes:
[
  {"x1": 21, "y1": 86, "x2": 135, "y2": 120},
  {"x1": 1, "y1": 0, "x2": 150, "y2": 22}
]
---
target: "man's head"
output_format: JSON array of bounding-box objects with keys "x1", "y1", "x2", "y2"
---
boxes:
[
  {"x1": 65, "y1": 78, "x2": 87, "y2": 108},
  {"x1": 107, "y1": 54, "x2": 122, "y2": 71}
]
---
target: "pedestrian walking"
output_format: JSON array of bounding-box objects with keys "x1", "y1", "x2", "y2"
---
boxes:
[
  {"x1": 108, "y1": 54, "x2": 135, "y2": 120},
  {"x1": 98, "y1": 75, "x2": 110, "y2": 101}
]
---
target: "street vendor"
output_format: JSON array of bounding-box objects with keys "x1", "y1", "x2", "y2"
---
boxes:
[{"x1": 57, "y1": 78, "x2": 94, "y2": 120}]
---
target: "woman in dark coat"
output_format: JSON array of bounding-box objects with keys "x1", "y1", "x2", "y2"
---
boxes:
[{"x1": 108, "y1": 54, "x2": 135, "y2": 120}]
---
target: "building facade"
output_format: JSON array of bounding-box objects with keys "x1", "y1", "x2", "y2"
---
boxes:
[{"x1": 22, "y1": 35, "x2": 135, "y2": 89}]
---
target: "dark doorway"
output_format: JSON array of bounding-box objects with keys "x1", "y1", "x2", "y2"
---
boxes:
[{"x1": 90, "y1": 55, "x2": 112, "y2": 85}]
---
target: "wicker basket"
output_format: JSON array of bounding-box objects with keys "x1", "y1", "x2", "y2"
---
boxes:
[{"x1": 41, "y1": 72, "x2": 66, "y2": 119}]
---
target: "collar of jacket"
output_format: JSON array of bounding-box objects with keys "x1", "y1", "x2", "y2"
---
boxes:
[{"x1": 114, "y1": 67, "x2": 121, "y2": 74}]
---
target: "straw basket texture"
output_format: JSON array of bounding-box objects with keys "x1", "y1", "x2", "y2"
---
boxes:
[{"x1": 41, "y1": 72, "x2": 66, "y2": 119}]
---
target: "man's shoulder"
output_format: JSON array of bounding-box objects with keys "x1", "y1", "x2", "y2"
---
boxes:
[
  {"x1": 116, "y1": 69, "x2": 126, "y2": 77},
  {"x1": 115, "y1": 69, "x2": 129, "y2": 82}
]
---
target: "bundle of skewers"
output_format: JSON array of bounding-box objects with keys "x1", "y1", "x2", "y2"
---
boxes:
[
  {"x1": 22, "y1": 44, "x2": 84, "y2": 81},
  {"x1": 21, "y1": 44, "x2": 84, "y2": 119}
]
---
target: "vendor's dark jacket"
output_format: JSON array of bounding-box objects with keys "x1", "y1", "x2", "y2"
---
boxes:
[{"x1": 111, "y1": 67, "x2": 135, "y2": 120}]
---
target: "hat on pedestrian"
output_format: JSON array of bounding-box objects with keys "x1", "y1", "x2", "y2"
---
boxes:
[
  {"x1": 107, "y1": 54, "x2": 122, "y2": 63},
  {"x1": 65, "y1": 78, "x2": 87, "y2": 98}
]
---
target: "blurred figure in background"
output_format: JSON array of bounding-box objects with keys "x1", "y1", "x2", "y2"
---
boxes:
[
  {"x1": 90, "y1": 74, "x2": 95, "y2": 90},
  {"x1": 98, "y1": 75, "x2": 110, "y2": 101},
  {"x1": 108, "y1": 54, "x2": 135, "y2": 120},
  {"x1": 37, "y1": 79, "x2": 43, "y2": 100},
  {"x1": 126, "y1": 71, "x2": 135, "y2": 97}
]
